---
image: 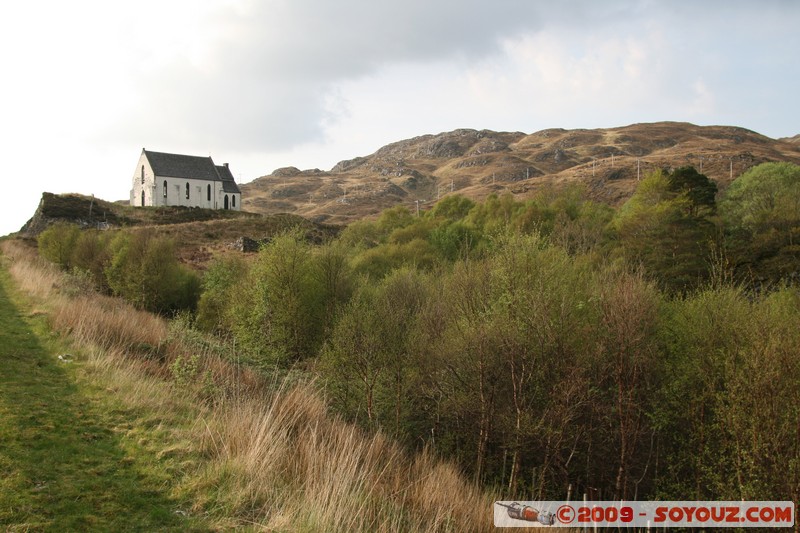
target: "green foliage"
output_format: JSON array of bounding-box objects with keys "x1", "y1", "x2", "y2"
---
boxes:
[
  {"x1": 36, "y1": 225, "x2": 200, "y2": 314},
  {"x1": 105, "y1": 231, "x2": 200, "y2": 314},
  {"x1": 655, "y1": 286, "x2": 800, "y2": 500},
  {"x1": 613, "y1": 169, "x2": 716, "y2": 292},
  {"x1": 720, "y1": 162, "x2": 800, "y2": 281},
  {"x1": 312, "y1": 240, "x2": 354, "y2": 336},
  {"x1": 376, "y1": 205, "x2": 415, "y2": 235},
  {"x1": 429, "y1": 194, "x2": 475, "y2": 221},
  {"x1": 337, "y1": 206, "x2": 418, "y2": 251},
  {"x1": 351, "y1": 238, "x2": 439, "y2": 279},
  {"x1": 387, "y1": 217, "x2": 436, "y2": 245},
  {"x1": 71, "y1": 230, "x2": 112, "y2": 292},
  {"x1": 337, "y1": 219, "x2": 381, "y2": 249},
  {"x1": 230, "y1": 230, "x2": 323, "y2": 365},
  {"x1": 320, "y1": 268, "x2": 428, "y2": 432},
  {"x1": 37, "y1": 222, "x2": 81, "y2": 269},
  {"x1": 170, "y1": 354, "x2": 201, "y2": 387},
  {"x1": 196, "y1": 255, "x2": 248, "y2": 334},
  {"x1": 667, "y1": 165, "x2": 717, "y2": 214},
  {"x1": 466, "y1": 192, "x2": 524, "y2": 233},
  {"x1": 428, "y1": 221, "x2": 480, "y2": 261},
  {"x1": 26, "y1": 177, "x2": 800, "y2": 505},
  {"x1": 721, "y1": 162, "x2": 800, "y2": 232}
]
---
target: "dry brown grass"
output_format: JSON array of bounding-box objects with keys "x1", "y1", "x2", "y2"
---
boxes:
[
  {"x1": 195, "y1": 384, "x2": 493, "y2": 531},
  {"x1": 2, "y1": 239, "x2": 61, "y2": 299},
  {"x1": 0, "y1": 238, "x2": 496, "y2": 532},
  {"x1": 51, "y1": 295, "x2": 167, "y2": 353}
]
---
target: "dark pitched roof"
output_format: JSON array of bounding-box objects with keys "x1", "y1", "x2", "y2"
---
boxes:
[
  {"x1": 216, "y1": 164, "x2": 242, "y2": 194},
  {"x1": 144, "y1": 150, "x2": 220, "y2": 180},
  {"x1": 143, "y1": 150, "x2": 241, "y2": 194}
]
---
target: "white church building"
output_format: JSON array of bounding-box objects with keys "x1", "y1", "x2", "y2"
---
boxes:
[{"x1": 130, "y1": 149, "x2": 242, "y2": 210}]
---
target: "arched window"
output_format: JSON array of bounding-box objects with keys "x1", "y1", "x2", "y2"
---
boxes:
[
  {"x1": 141, "y1": 165, "x2": 145, "y2": 184},
  {"x1": 232, "y1": 195, "x2": 236, "y2": 208},
  {"x1": 141, "y1": 190, "x2": 145, "y2": 206},
  {"x1": 207, "y1": 184, "x2": 211, "y2": 202},
  {"x1": 186, "y1": 182, "x2": 190, "y2": 200},
  {"x1": 224, "y1": 195, "x2": 229, "y2": 210},
  {"x1": 163, "y1": 180, "x2": 167, "y2": 198}
]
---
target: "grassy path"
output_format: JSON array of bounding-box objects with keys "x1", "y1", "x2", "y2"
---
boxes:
[{"x1": 0, "y1": 263, "x2": 201, "y2": 531}]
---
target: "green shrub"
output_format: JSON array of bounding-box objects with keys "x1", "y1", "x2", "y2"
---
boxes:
[
  {"x1": 38, "y1": 223, "x2": 81, "y2": 269},
  {"x1": 71, "y1": 230, "x2": 112, "y2": 292},
  {"x1": 105, "y1": 230, "x2": 200, "y2": 314},
  {"x1": 229, "y1": 230, "x2": 323, "y2": 365},
  {"x1": 196, "y1": 256, "x2": 248, "y2": 334}
]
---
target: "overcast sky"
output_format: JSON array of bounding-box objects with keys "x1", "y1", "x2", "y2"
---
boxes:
[{"x1": 1, "y1": 0, "x2": 798, "y2": 236}]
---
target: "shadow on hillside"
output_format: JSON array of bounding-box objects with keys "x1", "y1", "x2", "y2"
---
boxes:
[{"x1": 0, "y1": 272, "x2": 195, "y2": 531}]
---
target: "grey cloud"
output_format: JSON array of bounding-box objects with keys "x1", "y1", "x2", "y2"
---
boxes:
[
  {"x1": 110, "y1": 0, "x2": 561, "y2": 151},
  {"x1": 107, "y1": 0, "x2": 798, "y2": 152}
]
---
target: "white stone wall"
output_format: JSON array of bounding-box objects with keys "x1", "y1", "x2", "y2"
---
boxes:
[
  {"x1": 160, "y1": 177, "x2": 215, "y2": 208},
  {"x1": 154, "y1": 177, "x2": 240, "y2": 210},
  {"x1": 130, "y1": 152, "x2": 241, "y2": 210},
  {"x1": 219, "y1": 191, "x2": 241, "y2": 211},
  {"x1": 129, "y1": 152, "x2": 155, "y2": 207}
]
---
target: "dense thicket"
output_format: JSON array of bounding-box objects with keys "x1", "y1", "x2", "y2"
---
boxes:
[
  {"x1": 38, "y1": 226, "x2": 200, "y2": 314},
  {"x1": 37, "y1": 163, "x2": 800, "y2": 502}
]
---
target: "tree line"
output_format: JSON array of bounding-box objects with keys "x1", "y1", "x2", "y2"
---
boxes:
[{"x1": 37, "y1": 162, "x2": 800, "y2": 502}]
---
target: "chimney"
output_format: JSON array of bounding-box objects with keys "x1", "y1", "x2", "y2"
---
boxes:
[{"x1": 224, "y1": 163, "x2": 229, "y2": 168}]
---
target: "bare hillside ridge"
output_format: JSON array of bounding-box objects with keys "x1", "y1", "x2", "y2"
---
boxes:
[{"x1": 242, "y1": 122, "x2": 800, "y2": 224}]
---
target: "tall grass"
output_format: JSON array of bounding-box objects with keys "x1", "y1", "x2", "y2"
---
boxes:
[{"x1": 0, "y1": 239, "x2": 496, "y2": 532}]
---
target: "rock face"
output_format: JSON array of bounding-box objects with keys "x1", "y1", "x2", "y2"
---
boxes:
[{"x1": 19, "y1": 193, "x2": 125, "y2": 237}]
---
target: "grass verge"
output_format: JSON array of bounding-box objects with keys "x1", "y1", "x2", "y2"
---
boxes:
[
  {"x1": 0, "y1": 253, "x2": 208, "y2": 531},
  {"x1": 1, "y1": 239, "x2": 496, "y2": 531}
]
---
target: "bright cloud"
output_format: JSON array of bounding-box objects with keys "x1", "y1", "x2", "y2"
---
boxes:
[{"x1": 0, "y1": 0, "x2": 798, "y2": 236}]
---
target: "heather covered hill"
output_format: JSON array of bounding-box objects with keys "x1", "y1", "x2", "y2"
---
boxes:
[{"x1": 241, "y1": 122, "x2": 800, "y2": 224}]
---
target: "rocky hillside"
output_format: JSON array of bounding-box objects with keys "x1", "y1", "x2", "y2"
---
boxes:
[
  {"x1": 17, "y1": 192, "x2": 340, "y2": 270},
  {"x1": 242, "y1": 122, "x2": 800, "y2": 224}
]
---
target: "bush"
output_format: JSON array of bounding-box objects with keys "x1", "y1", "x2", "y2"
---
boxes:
[
  {"x1": 37, "y1": 223, "x2": 80, "y2": 269},
  {"x1": 229, "y1": 230, "x2": 323, "y2": 365},
  {"x1": 719, "y1": 162, "x2": 800, "y2": 281},
  {"x1": 196, "y1": 256, "x2": 248, "y2": 334},
  {"x1": 71, "y1": 230, "x2": 112, "y2": 292},
  {"x1": 105, "y1": 230, "x2": 200, "y2": 314}
]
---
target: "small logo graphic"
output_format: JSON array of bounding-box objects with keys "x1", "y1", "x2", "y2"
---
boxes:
[
  {"x1": 496, "y1": 502, "x2": 556, "y2": 526},
  {"x1": 495, "y1": 501, "x2": 795, "y2": 528}
]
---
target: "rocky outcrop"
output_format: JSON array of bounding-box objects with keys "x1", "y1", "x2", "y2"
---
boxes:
[
  {"x1": 19, "y1": 193, "x2": 125, "y2": 237},
  {"x1": 271, "y1": 167, "x2": 302, "y2": 177},
  {"x1": 332, "y1": 157, "x2": 368, "y2": 173},
  {"x1": 229, "y1": 236, "x2": 270, "y2": 253}
]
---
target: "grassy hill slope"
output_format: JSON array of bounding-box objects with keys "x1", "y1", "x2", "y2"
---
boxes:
[{"x1": 241, "y1": 122, "x2": 800, "y2": 224}]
